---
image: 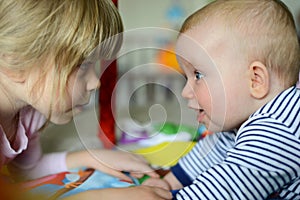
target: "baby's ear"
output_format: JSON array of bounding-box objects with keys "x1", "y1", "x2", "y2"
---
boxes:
[{"x1": 248, "y1": 61, "x2": 269, "y2": 99}]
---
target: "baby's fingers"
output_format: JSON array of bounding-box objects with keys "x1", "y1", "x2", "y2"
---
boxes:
[
  {"x1": 142, "y1": 178, "x2": 171, "y2": 190},
  {"x1": 152, "y1": 187, "x2": 172, "y2": 200}
]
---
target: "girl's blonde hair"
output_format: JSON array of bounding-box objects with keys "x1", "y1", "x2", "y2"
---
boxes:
[
  {"x1": 180, "y1": 0, "x2": 300, "y2": 87},
  {"x1": 0, "y1": 0, "x2": 123, "y2": 106}
]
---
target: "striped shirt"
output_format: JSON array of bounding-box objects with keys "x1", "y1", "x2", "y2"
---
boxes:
[{"x1": 172, "y1": 86, "x2": 300, "y2": 199}]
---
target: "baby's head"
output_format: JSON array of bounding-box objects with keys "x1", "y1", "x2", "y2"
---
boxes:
[
  {"x1": 176, "y1": 0, "x2": 300, "y2": 131},
  {"x1": 180, "y1": 0, "x2": 300, "y2": 87},
  {"x1": 0, "y1": 0, "x2": 123, "y2": 123}
]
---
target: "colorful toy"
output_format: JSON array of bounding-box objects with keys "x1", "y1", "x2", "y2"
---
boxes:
[
  {"x1": 196, "y1": 123, "x2": 213, "y2": 140},
  {"x1": 23, "y1": 168, "x2": 138, "y2": 199}
]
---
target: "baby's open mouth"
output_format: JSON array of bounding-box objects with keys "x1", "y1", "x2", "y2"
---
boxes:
[{"x1": 197, "y1": 109, "x2": 206, "y2": 122}]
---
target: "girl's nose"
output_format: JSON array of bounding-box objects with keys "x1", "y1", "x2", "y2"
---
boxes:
[{"x1": 87, "y1": 73, "x2": 100, "y2": 91}]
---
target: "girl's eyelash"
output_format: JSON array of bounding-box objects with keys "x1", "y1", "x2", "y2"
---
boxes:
[
  {"x1": 80, "y1": 64, "x2": 89, "y2": 70},
  {"x1": 79, "y1": 62, "x2": 93, "y2": 71},
  {"x1": 194, "y1": 70, "x2": 205, "y2": 80}
]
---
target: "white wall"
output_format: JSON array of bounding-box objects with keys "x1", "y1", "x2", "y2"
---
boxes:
[
  {"x1": 119, "y1": 0, "x2": 300, "y2": 30},
  {"x1": 282, "y1": 0, "x2": 300, "y2": 30},
  {"x1": 119, "y1": 0, "x2": 211, "y2": 30}
]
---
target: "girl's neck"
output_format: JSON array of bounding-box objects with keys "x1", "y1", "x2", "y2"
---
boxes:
[
  {"x1": 0, "y1": 98, "x2": 21, "y2": 142},
  {"x1": 0, "y1": 77, "x2": 26, "y2": 142},
  {"x1": 0, "y1": 113, "x2": 19, "y2": 143}
]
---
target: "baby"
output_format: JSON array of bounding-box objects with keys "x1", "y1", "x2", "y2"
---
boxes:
[{"x1": 144, "y1": 0, "x2": 300, "y2": 199}]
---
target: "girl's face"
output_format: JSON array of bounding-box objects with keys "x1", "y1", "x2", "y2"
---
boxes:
[
  {"x1": 176, "y1": 24, "x2": 251, "y2": 132},
  {"x1": 28, "y1": 60, "x2": 100, "y2": 124}
]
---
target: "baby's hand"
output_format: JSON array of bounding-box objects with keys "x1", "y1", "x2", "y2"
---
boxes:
[{"x1": 142, "y1": 177, "x2": 171, "y2": 190}]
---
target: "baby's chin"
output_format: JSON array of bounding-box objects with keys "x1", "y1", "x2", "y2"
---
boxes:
[{"x1": 205, "y1": 121, "x2": 229, "y2": 133}]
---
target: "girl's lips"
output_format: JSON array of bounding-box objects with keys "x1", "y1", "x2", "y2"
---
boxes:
[
  {"x1": 66, "y1": 103, "x2": 88, "y2": 113},
  {"x1": 74, "y1": 102, "x2": 89, "y2": 111}
]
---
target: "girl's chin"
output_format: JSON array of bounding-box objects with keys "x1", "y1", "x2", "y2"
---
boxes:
[
  {"x1": 50, "y1": 113, "x2": 73, "y2": 125},
  {"x1": 50, "y1": 118, "x2": 72, "y2": 125},
  {"x1": 72, "y1": 106, "x2": 85, "y2": 115}
]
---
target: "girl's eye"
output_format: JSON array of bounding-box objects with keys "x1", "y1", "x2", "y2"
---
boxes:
[
  {"x1": 194, "y1": 70, "x2": 205, "y2": 80},
  {"x1": 79, "y1": 63, "x2": 90, "y2": 71}
]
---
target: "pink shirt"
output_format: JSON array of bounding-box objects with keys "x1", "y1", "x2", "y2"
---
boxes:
[{"x1": 0, "y1": 106, "x2": 67, "y2": 180}]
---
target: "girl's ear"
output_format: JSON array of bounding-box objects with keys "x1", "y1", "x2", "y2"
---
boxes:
[
  {"x1": 0, "y1": 67, "x2": 27, "y2": 83},
  {"x1": 248, "y1": 61, "x2": 269, "y2": 99},
  {"x1": 0, "y1": 53, "x2": 28, "y2": 83}
]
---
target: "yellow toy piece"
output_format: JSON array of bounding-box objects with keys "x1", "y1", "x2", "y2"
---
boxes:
[{"x1": 134, "y1": 141, "x2": 195, "y2": 167}]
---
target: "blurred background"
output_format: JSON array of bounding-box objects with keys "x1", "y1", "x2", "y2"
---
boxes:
[{"x1": 41, "y1": 0, "x2": 300, "y2": 153}]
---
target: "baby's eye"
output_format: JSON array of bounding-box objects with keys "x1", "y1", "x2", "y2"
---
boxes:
[{"x1": 194, "y1": 70, "x2": 205, "y2": 80}]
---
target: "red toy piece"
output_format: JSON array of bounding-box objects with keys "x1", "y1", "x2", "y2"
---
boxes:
[{"x1": 98, "y1": 0, "x2": 119, "y2": 148}]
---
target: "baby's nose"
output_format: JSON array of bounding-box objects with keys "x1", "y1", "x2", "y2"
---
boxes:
[{"x1": 181, "y1": 82, "x2": 194, "y2": 99}]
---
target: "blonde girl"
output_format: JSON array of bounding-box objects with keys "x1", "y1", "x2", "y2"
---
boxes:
[{"x1": 0, "y1": 0, "x2": 171, "y2": 199}]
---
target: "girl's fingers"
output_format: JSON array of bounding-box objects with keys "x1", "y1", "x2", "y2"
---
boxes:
[
  {"x1": 130, "y1": 166, "x2": 159, "y2": 178},
  {"x1": 130, "y1": 172, "x2": 144, "y2": 179},
  {"x1": 145, "y1": 170, "x2": 160, "y2": 178},
  {"x1": 101, "y1": 168, "x2": 132, "y2": 182},
  {"x1": 134, "y1": 154, "x2": 149, "y2": 163}
]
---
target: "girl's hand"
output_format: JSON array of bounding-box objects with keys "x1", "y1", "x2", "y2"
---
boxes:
[
  {"x1": 66, "y1": 150, "x2": 159, "y2": 181},
  {"x1": 63, "y1": 186, "x2": 172, "y2": 200}
]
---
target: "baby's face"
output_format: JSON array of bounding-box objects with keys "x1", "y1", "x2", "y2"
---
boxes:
[{"x1": 176, "y1": 23, "x2": 251, "y2": 132}]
